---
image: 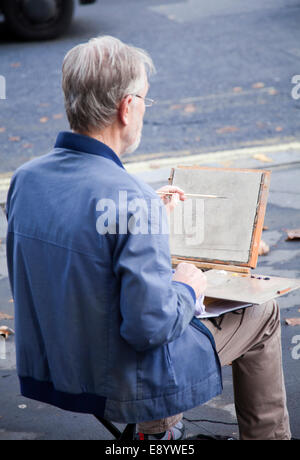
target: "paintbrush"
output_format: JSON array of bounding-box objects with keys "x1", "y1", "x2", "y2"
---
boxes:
[{"x1": 157, "y1": 192, "x2": 227, "y2": 199}]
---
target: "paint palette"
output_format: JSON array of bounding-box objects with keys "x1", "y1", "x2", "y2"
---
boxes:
[{"x1": 204, "y1": 270, "x2": 300, "y2": 305}]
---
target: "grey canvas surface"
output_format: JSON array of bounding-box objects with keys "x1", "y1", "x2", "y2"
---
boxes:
[{"x1": 169, "y1": 168, "x2": 263, "y2": 264}]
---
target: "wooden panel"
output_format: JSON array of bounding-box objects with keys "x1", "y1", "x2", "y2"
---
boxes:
[
  {"x1": 172, "y1": 257, "x2": 251, "y2": 274},
  {"x1": 204, "y1": 269, "x2": 300, "y2": 304},
  {"x1": 248, "y1": 171, "x2": 271, "y2": 267},
  {"x1": 169, "y1": 166, "x2": 271, "y2": 268}
]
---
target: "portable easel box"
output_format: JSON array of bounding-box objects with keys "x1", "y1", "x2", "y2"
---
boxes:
[{"x1": 168, "y1": 166, "x2": 300, "y2": 316}]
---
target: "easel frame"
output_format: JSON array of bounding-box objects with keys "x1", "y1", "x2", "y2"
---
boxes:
[{"x1": 169, "y1": 165, "x2": 271, "y2": 274}]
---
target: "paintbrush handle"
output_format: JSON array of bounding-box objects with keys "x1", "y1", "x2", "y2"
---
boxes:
[{"x1": 157, "y1": 192, "x2": 227, "y2": 199}]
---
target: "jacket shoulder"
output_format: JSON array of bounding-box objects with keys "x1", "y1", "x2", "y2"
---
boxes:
[{"x1": 122, "y1": 170, "x2": 160, "y2": 202}]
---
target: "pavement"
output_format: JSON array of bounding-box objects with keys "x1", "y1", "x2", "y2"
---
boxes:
[{"x1": 0, "y1": 146, "x2": 300, "y2": 440}]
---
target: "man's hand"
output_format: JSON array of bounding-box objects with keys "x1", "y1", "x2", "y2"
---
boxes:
[
  {"x1": 172, "y1": 262, "x2": 207, "y2": 299},
  {"x1": 156, "y1": 185, "x2": 186, "y2": 215}
]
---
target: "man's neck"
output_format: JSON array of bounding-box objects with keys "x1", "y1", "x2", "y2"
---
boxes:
[{"x1": 75, "y1": 126, "x2": 123, "y2": 158}]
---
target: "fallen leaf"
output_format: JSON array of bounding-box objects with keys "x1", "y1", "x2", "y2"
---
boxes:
[
  {"x1": 170, "y1": 104, "x2": 182, "y2": 110},
  {"x1": 268, "y1": 88, "x2": 278, "y2": 95},
  {"x1": 258, "y1": 240, "x2": 270, "y2": 256},
  {"x1": 233, "y1": 87, "x2": 243, "y2": 93},
  {"x1": 263, "y1": 225, "x2": 269, "y2": 231},
  {"x1": 0, "y1": 326, "x2": 14, "y2": 339},
  {"x1": 220, "y1": 160, "x2": 233, "y2": 167},
  {"x1": 252, "y1": 82, "x2": 265, "y2": 89},
  {"x1": 253, "y1": 153, "x2": 273, "y2": 163},
  {"x1": 216, "y1": 126, "x2": 238, "y2": 134},
  {"x1": 39, "y1": 103, "x2": 50, "y2": 108},
  {"x1": 52, "y1": 113, "x2": 63, "y2": 120},
  {"x1": 8, "y1": 299, "x2": 14, "y2": 303},
  {"x1": 39, "y1": 117, "x2": 49, "y2": 123},
  {"x1": 10, "y1": 62, "x2": 21, "y2": 68},
  {"x1": 285, "y1": 229, "x2": 300, "y2": 240},
  {"x1": 184, "y1": 104, "x2": 196, "y2": 113},
  {"x1": 22, "y1": 143, "x2": 33, "y2": 149},
  {"x1": 0, "y1": 127, "x2": 6, "y2": 133},
  {"x1": 0, "y1": 313, "x2": 13, "y2": 320},
  {"x1": 275, "y1": 126, "x2": 283, "y2": 132},
  {"x1": 9, "y1": 136, "x2": 21, "y2": 142},
  {"x1": 285, "y1": 318, "x2": 300, "y2": 326}
]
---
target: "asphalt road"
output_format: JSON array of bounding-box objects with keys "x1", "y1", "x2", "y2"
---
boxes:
[{"x1": 1, "y1": 0, "x2": 300, "y2": 173}]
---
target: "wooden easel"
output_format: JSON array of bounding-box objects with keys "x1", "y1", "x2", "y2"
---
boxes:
[{"x1": 168, "y1": 166, "x2": 300, "y2": 305}]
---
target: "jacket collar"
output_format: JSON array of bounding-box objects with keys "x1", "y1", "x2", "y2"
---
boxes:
[{"x1": 55, "y1": 131, "x2": 125, "y2": 169}]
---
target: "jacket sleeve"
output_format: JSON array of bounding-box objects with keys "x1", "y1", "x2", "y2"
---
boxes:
[{"x1": 113, "y1": 196, "x2": 196, "y2": 352}]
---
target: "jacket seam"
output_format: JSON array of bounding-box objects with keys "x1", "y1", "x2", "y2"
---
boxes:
[
  {"x1": 19, "y1": 369, "x2": 220, "y2": 403},
  {"x1": 7, "y1": 230, "x2": 103, "y2": 261}
]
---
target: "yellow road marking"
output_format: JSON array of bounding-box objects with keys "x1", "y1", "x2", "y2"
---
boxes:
[
  {"x1": 1, "y1": 140, "x2": 300, "y2": 198},
  {"x1": 125, "y1": 141, "x2": 300, "y2": 174},
  {"x1": 157, "y1": 86, "x2": 278, "y2": 106}
]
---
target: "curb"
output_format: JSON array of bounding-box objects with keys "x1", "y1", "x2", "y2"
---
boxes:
[{"x1": 0, "y1": 141, "x2": 300, "y2": 203}]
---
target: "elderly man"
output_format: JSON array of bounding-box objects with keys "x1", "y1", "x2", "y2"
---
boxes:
[{"x1": 6, "y1": 36, "x2": 291, "y2": 440}]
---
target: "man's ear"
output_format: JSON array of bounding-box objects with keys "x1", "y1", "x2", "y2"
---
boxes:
[{"x1": 118, "y1": 95, "x2": 133, "y2": 126}]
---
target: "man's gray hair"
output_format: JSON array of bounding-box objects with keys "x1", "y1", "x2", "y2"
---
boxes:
[{"x1": 62, "y1": 36, "x2": 155, "y2": 133}]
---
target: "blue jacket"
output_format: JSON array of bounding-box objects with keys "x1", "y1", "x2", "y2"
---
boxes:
[{"x1": 6, "y1": 132, "x2": 222, "y2": 423}]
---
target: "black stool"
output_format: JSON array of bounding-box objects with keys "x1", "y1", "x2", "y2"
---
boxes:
[{"x1": 94, "y1": 416, "x2": 136, "y2": 440}]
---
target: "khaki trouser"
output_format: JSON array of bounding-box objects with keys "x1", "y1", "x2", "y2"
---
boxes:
[{"x1": 138, "y1": 300, "x2": 291, "y2": 440}]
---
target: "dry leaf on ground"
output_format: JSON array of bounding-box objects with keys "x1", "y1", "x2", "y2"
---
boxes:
[
  {"x1": 0, "y1": 312, "x2": 13, "y2": 320},
  {"x1": 252, "y1": 81, "x2": 265, "y2": 89},
  {"x1": 216, "y1": 126, "x2": 238, "y2": 134},
  {"x1": 258, "y1": 240, "x2": 270, "y2": 256},
  {"x1": 0, "y1": 326, "x2": 14, "y2": 338},
  {"x1": 252, "y1": 82, "x2": 265, "y2": 89},
  {"x1": 285, "y1": 318, "x2": 300, "y2": 326},
  {"x1": 285, "y1": 229, "x2": 300, "y2": 241},
  {"x1": 170, "y1": 104, "x2": 182, "y2": 110},
  {"x1": 253, "y1": 153, "x2": 273, "y2": 163},
  {"x1": 184, "y1": 104, "x2": 196, "y2": 113},
  {"x1": 268, "y1": 88, "x2": 278, "y2": 95}
]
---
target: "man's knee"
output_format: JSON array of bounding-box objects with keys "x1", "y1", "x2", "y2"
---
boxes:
[
  {"x1": 251, "y1": 298, "x2": 279, "y2": 319},
  {"x1": 255, "y1": 299, "x2": 280, "y2": 338},
  {"x1": 263, "y1": 299, "x2": 280, "y2": 320}
]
